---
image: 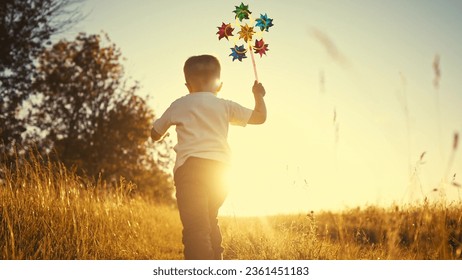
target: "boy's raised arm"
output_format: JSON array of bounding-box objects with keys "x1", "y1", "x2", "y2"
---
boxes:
[{"x1": 248, "y1": 81, "x2": 267, "y2": 125}]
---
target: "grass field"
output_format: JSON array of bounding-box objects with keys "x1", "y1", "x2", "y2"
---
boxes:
[{"x1": 1, "y1": 154, "x2": 461, "y2": 260}]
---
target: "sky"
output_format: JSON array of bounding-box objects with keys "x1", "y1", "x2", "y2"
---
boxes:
[{"x1": 66, "y1": 0, "x2": 462, "y2": 216}]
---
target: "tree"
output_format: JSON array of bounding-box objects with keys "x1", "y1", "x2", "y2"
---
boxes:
[
  {"x1": 0, "y1": 0, "x2": 82, "y2": 155},
  {"x1": 32, "y1": 33, "x2": 174, "y2": 204}
]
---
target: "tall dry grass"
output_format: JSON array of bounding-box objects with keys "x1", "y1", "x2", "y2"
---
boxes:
[
  {"x1": 0, "y1": 153, "x2": 182, "y2": 260},
  {"x1": 221, "y1": 203, "x2": 462, "y2": 260},
  {"x1": 1, "y1": 153, "x2": 461, "y2": 259}
]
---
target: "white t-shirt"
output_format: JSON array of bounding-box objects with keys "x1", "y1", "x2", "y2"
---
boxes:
[{"x1": 153, "y1": 92, "x2": 253, "y2": 173}]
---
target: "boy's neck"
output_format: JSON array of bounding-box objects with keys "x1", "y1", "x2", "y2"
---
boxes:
[{"x1": 190, "y1": 91, "x2": 217, "y2": 96}]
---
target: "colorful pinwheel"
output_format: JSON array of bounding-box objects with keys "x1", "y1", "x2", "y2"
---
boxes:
[
  {"x1": 233, "y1": 2, "x2": 251, "y2": 21},
  {"x1": 216, "y1": 2, "x2": 274, "y2": 81},
  {"x1": 255, "y1": 14, "x2": 274, "y2": 32},
  {"x1": 238, "y1": 24, "x2": 255, "y2": 43},
  {"x1": 217, "y1": 22, "x2": 234, "y2": 40},
  {"x1": 253, "y1": 39, "x2": 269, "y2": 57},
  {"x1": 230, "y1": 45, "x2": 247, "y2": 61}
]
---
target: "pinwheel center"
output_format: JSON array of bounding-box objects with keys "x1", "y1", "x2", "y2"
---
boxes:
[
  {"x1": 225, "y1": 26, "x2": 233, "y2": 36},
  {"x1": 235, "y1": 48, "x2": 247, "y2": 54}
]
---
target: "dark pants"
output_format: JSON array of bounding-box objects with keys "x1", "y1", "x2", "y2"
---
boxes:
[{"x1": 173, "y1": 157, "x2": 228, "y2": 260}]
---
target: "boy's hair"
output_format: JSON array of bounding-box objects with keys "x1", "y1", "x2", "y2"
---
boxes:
[{"x1": 184, "y1": 55, "x2": 221, "y2": 86}]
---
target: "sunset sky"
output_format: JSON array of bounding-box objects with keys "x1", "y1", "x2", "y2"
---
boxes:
[{"x1": 71, "y1": 0, "x2": 462, "y2": 216}]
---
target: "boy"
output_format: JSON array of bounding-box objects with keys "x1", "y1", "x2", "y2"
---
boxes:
[{"x1": 151, "y1": 54, "x2": 266, "y2": 260}]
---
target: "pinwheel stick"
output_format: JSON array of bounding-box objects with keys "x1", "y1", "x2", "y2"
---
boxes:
[{"x1": 249, "y1": 45, "x2": 259, "y2": 82}]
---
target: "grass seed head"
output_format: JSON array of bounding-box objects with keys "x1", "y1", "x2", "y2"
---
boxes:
[
  {"x1": 453, "y1": 132, "x2": 459, "y2": 150},
  {"x1": 433, "y1": 54, "x2": 441, "y2": 89}
]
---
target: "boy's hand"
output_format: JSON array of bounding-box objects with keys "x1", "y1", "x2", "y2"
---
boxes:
[
  {"x1": 248, "y1": 81, "x2": 267, "y2": 125},
  {"x1": 252, "y1": 81, "x2": 266, "y2": 97},
  {"x1": 151, "y1": 127, "x2": 169, "y2": 142},
  {"x1": 151, "y1": 127, "x2": 162, "y2": 141}
]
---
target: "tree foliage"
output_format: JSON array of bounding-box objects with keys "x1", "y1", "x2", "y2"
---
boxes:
[
  {"x1": 32, "y1": 33, "x2": 174, "y2": 204},
  {"x1": 0, "y1": 0, "x2": 81, "y2": 154}
]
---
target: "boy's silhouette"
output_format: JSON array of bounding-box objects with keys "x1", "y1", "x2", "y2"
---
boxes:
[{"x1": 151, "y1": 55, "x2": 266, "y2": 259}]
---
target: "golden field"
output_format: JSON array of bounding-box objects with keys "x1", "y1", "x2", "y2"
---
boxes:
[{"x1": 1, "y1": 154, "x2": 461, "y2": 260}]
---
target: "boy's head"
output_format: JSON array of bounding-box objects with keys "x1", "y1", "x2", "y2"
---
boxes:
[{"x1": 184, "y1": 55, "x2": 222, "y2": 94}]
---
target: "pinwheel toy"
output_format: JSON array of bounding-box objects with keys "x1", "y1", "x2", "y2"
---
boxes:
[{"x1": 216, "y1": 2, "x2": 274, "y2": 81}]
